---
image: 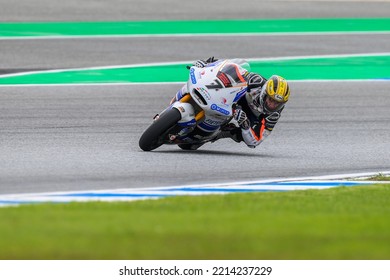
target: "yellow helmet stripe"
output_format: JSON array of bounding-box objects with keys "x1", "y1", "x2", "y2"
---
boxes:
[
  {"x1": 283, "y1": 84, "x2": 290, "y2": 102},
  {"x1": 276, "y1": 76, "x2": 286, "y2": 95}
]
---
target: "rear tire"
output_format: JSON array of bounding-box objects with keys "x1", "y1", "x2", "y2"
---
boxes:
[{"x1": 139, "y1": 108, "x2": 181, "y2": 151}]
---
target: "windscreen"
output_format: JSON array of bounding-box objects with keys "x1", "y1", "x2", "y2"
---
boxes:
[{"x1": 217, "y1": 63, "x2": 247, "y2": 87}]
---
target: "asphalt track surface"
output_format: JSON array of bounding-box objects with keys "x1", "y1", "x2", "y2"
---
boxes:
[{"x1": 1, "y1": 0, "x2": 390, "y2": 195}]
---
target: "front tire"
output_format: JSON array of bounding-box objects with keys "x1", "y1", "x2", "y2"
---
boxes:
[{"x1": 139, "y1": 108, "x2": 181, "y2": 151}]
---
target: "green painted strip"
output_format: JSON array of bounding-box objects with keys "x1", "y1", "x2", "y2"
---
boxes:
[
  {"x1": 254, "y1": 55, "x2": 390, "y2": 80},
  {"x1": 0, "y1": 55, "x2": 389, "y2": 84},
  {"x1": 1, "y1": 18, "x2": 390, "y2": 37}
]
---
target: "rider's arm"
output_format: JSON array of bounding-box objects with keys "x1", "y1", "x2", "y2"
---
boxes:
[
  {"x1": 240, "y1": 122, "x2": 270, "y2": 148},
  {"x1": 240, "y1": 111, "x2": 282, "y2": 148}
]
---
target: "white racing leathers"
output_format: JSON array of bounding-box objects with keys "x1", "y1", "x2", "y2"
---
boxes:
[{"x1": 237, "y1": 94, "x2": 284, "y2": 148}]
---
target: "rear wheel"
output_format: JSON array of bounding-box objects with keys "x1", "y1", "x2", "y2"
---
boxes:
[{"x1": 139, "y1": 108, "x2": 181, "y2": 151}]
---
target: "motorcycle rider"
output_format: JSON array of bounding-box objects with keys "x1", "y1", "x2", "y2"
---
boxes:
[
  {"x1": 168, "y1": 57, "x2": 290, "y2": 149},
  {"x1": 197, "y1": 57, "x2": 290, "y2": 148}
]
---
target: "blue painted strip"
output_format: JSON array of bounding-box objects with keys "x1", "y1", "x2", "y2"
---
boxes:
[
  {"x1": 154, "y1": 188, "x2": 286, "y2": 192},
  {"x1": 160, "y1": 182, "x2": 373, "y2": 192},
  {"x1": 0, "y1": 178, "x2": 381, "y2": 207},
  {"x1": 0, "y1": 200, "x2": 44, "y2": 204},
  {"x1": 244, "y1": 181, "x2": 370, "y2": 186}
]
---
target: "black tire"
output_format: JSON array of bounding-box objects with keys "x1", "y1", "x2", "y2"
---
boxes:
[{"x1": 139, "y1": 108, "x2": 181, "y2": 151}]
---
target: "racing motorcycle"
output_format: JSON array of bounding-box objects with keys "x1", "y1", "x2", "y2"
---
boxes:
[{"x1": 139, "y1": 59, "x2": 250, "y2": 151}]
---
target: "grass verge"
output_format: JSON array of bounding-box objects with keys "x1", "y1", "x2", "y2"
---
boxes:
[{"x1": 1, "y1": 184, "x2": 389, "y2": 260}]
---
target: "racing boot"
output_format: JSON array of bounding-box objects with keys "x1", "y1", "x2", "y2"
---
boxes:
[{"x1": 212, "y1": 124, "x2": 242, "y2": 143}]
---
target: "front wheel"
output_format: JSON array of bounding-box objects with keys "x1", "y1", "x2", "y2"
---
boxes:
[{"x1": 139, "y1": 108, "x2": 182, "y2": 151}]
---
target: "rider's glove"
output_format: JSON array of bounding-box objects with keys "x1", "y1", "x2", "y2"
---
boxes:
[
  {"x1": 246, "y1": 72, "x2": 265, "y2": 92},
  {"x1": 193, "y1": 59, "x2": 208, "y2": 68},
  {"x1": 192, "y1": 57, "x2": 218, "y2": 68},
  {"x1": 187, "y1": 57, "x2": 218, "y2": 69},
  {"x1": 234, "y1": 108, "x2": 250, "y2": 130},
  {"x1": 205, "y1": 56, "x2": 218, "y2": 63}
]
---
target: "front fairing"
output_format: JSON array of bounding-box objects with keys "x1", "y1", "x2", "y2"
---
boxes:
[{"x1": 187, "y1": 59, "x2": 248, "y2": 118}]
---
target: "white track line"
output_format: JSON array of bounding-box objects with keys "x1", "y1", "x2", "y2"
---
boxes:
[
  {"x1": 0, "y1": 171, "x2": 389, "y2": 207},
  {"x1": 1, "y1": 31, "x2": 390, "y2": 40}
]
